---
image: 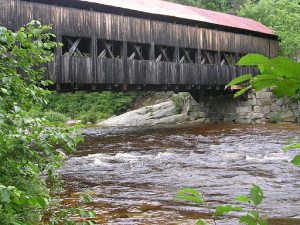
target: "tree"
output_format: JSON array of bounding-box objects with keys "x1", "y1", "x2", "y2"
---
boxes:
[
  {"x1": 238, "y1": 0, "x2": 300, "y2": 57},
  {"x1": 0, "y1": 21, "x2": 82, "y2": 224},
  {"x1": 169, "y1": 0, "x2": 246, "y2": 13},
  {"x1": 226, "y1": 54, "x2": 300, "y2": 166}
]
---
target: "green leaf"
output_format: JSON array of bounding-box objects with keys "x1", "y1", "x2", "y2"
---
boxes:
[
  {"x1": 291, "y1": 155, "x2": 300, "y2": 166},
  {"x1": 226, "y1": 74, "x2": 253, "y2": 88},
  {"x1": 196, "y1": 219, "x2": 207, "y2": 225},
  {"x1": 250, "y1": 184, "x2": 264, "y2": 206},
  {"x1": 283, "y1": 143, "x2": 300, "y2": 153},
  {"x1": 265, "y1": 57, "x2": 300, "y2": 78},
  {"x1": 235, "y1": 195, "x2": 251, "y2": 203},
  {"x1": 0, "y1": 88, "x2": 9, "y2": 95},
  {"x1": 13, "y1": 106, "x2": 22, "y2": 113},
  {"x1": 252, "y1": 79, "x2": 276, "y2": 92},
  {"x1": 0, "y1": 189, "x2": 11, "y2": 203},
  {"x1": 249, "y1": 211, "x2": 259, "y2": 220},
  {"x1": 234, "y1": 87, "x2": 251, "y2": 98},
  {"x1": 273, "y1": 80, "x2": 300, "y2": 98},
  {"x1": 88, "y1": 210, "x2": 96, "y2": 218},
  {"x1": 237, "y1": 54, "x2": 269, "y2": 66},
  {"x1": 215, "y1": 205, "x2": 242, "y2": 216},
  {"x1": 259, "y1": 218, "x2": 268, "y2": 225},
  {"x1": 176, "y1": 188, "x2": 204, "y2": 204},
  {"x1": 80, "y1": 194, "x2": 92, "y2": 203},
  {"x1": 240, "y1": 215, "x2": 257, "y2": 225}
]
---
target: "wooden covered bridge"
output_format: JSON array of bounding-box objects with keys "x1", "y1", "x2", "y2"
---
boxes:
[{"x1": 0, "y1": 0, "x2": 279, "y2": 93}]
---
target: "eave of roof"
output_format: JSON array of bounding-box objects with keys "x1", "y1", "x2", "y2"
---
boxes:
[{"x1": 75, "y1": 0, "x2": 274, "y2": 36}]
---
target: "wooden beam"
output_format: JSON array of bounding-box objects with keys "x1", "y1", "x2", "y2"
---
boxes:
[
  {"x1": 179, "y1": 56, "x2": 185, "y2": 63},
  {"x1": 67, "y1": 38, "x2": 82, "y2": 56},
  {"x1": 159, "y1": 46, "x2": 170, "y2": 62},
  {"x1": 132, "y1": 44, "x2": 144, "y2": 60},
  {"x1": 102, "y1": 41, "x2": 115, "y2": 58},
  {"x1": 156, "y1": 54, "x2": 162, "y2": 62},
  {"x1": 183, "y1": 48, "x2": 193, "y2": 63},
  {"x1": 98, "y1": 49, "x2": 107, "y2": 58}
]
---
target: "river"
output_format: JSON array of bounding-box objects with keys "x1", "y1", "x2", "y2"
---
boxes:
[{"x1": 60, "y1": 123, "x2": 300, "y2": 225}]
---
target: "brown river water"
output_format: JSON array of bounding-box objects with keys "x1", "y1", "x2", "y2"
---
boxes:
[{"x1": 60, "y1": 123, "x2": 300, "y2": 225}]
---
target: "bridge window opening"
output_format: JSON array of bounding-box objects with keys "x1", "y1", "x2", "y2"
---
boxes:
[
  {"x1": 155, "y1": 45, "x2": 175, "y2": 62},
  {"x1": 127, "y1": 42, "x2": 150, "y2": 60},
  {"x1": 220, "y1": 52, "x2": 237, "y2": 66},
  {"x1": 179, "y1": 47, "x2": 197, "y2": 63},
  {"x1": 200, "y1": 50, "x2": 217, "y2": 65},
  {"x1": 97, "y1": 39, "x2": 122, "y2": 59},
  {"x1": 62, "y1": 36, "x2": 91, "y2": 57}
]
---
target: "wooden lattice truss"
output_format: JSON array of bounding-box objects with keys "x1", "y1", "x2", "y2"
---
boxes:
[
  {"x1": 98, "y1": 40, "x2": 121, "y2": 59},
  {"x1": 64, "y1": 37, "x2": 90, "y2": 57},
  {"x1": 220, "y1": 52, "x2": 239, "y2": 66},
  {"x1": 180, "y1": 48, "x2": 195, "y2": 63},
  {"x1": 201, "y1": 50, "x2": 217, "y2": 65},
  {"x1": 128, "y1": 43, "x2": 147, "y2": 60},
  {"x1": 156, "y1": 46, "x2": 172, "y2": 62}
]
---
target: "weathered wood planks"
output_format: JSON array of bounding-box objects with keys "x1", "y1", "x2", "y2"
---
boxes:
[{"x1": 0, "y1": 0, "x2": 278, "y2": 90}]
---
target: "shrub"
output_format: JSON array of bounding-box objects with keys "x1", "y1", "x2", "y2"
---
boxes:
[
  {"x1": 30, "y1": 110, "x2": 68, "y2": 123},
  {"x1": 171, "y1": 93, "x2": 190, "y2": 114},
  {"x1": 44, "y1": 91, "x2": 138, "y2": 121},
  {"x1": 0, "y1": 22, "x2": 86, "y2": 224}
]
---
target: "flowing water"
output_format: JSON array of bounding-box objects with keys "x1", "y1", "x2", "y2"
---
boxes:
[{"x1": 60, "y1": 123, "x2": 300, "y2": 225}]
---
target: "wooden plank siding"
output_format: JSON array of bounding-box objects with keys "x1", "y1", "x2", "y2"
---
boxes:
[{"x1": 0, "y1": 0, "x2": 279, "y2": 91}]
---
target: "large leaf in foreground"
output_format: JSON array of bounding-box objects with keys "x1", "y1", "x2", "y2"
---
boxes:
[
  {"x1": 291, "y1": 155, "x2": 300, "y2": 166},
  {"x1": 226, "y1": 74, "x2": 252, "y2": 88},
  {"x1": 176, "y1": 188, "x2": 204, "y2": 204}
]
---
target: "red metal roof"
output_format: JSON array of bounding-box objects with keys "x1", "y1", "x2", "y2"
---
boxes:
[{"x1": 76, "y1": 0, "x2": 274, "y2": 36}]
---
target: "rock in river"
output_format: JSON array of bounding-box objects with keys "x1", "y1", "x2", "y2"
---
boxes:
[{"x1": 98, "y1": 100, "x2": 188, "y2": 127}]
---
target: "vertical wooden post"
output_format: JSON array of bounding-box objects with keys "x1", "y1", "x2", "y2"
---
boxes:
[
  {"x1": 150, "y1": 42, "x2": 155, "y2": 60},
  {"x1": 196, "y1": 49, "x2": 201, "y2": 63},
  {"x1": 91, "y1": 35, "x2": 97, "y2": 89},
  {"x1": 216, "y1": 51, "x2": 221, "y2": 65},
  {"x1": 56, "y1": 34, "x2": 62, "y2": 92},
  {"x1": 174, "y1": 46, "x2": 180, "y2": 62},
  {"x1": 196, "y1": 49, "x2": 202, "y2": 85},
  {"x1": 123, "y1": 41, "x2": 128, "y2": 85}
]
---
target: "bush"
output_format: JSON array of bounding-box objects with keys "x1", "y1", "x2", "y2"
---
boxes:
[
  {"x1": 44, "y1": 91, "x2": 138, "y2": 122},
  {"x1": 0, "y1": 22, "x2": 85, "y2": 224},
  {"x1": 30, "y1": 110, "x2": 68, "y2": 123},
  {"x1": 171, "y1": 93, "x2": 190, "y2": 114}
]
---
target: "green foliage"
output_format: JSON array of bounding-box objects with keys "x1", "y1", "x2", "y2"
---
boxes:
[
  {"x1": 171, "y1": 93, "x2": 189, "y2": 114},
  {"x1": 48, "y1": 194, "x2": 96, "y2": 225},
  {"x1": 247, "y1": 184, "x2": 264, "y2": 206},
  {"x1": 177, "y1": 184, "x2": 266, "y2": 225},
  {"x1": 176, "y1": 188, "x2": 204, "y2": 204},
  {"x1": 196, "y1": 219, "x2": 207, "y2": 225},
  {"x1": 228, "y1": 54, "x2": 300, "y2": 99},
  {"x1": 283, "y1": 143, "x2": 300, "y2": 153},
  {"x1": 227, "y1": 53, "x2": 300, "y2": 166},
  {"x1": 44, "y1": 91, "x2": 138, "y2": 123},
  {"x1": 238, "y1": 0, "x2": 300, "y2": 56},
  {"x1": 30, "y1": 110, "x2": 68, "y2": 123},
  {"x1": 215, "y1": 205, "x2": 242, "y2": 216},
  {"x1": 291, "y1": 155, "x2": 300, "y2": 166},
  {"x1": 270, "y1": 115, "x2": 284, "y2": 124},
  {"x1": 169, "y1": 0, "x2": 236, "y2": 13},
  {"x1": 0, "y1": 21, "x2": 89, "y2": 224}
]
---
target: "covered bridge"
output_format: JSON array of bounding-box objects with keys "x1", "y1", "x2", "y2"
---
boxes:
[{"x1": 0, "y1": 0, "x2": 279, "y2": 93}]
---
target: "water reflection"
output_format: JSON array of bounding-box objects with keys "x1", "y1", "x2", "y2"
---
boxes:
[{"x1": 61, "y1": 123, "x2": 300, "y2": 224}]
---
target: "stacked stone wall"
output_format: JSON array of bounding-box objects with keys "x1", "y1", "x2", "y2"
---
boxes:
[{"x1": 185, "y1": 90, "x2": 299, "y2": 124}]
